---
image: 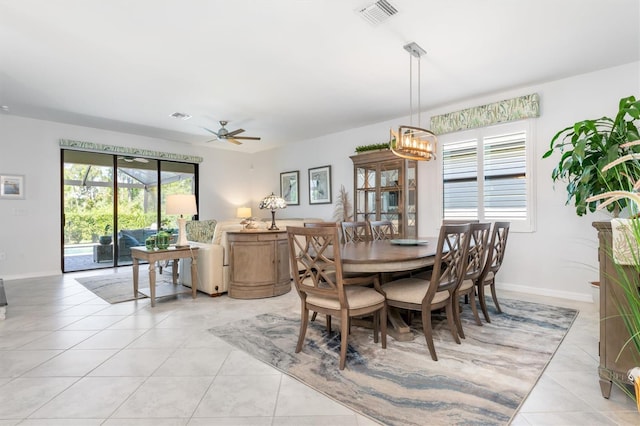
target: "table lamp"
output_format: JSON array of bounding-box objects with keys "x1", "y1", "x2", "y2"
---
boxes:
[
  {"x1": 259, "y1": 192, "x2": 287, "y2": 230},
  {"x1": 166, "y1": 194, "x2": 198, "y2": 247},
  {"x1": 237, "y1": 207, "x2": 257, "y2": 230}
]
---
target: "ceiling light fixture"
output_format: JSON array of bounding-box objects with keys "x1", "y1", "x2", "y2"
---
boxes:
[{"x1": 390, "y1": 42, "x2": 437, "y2": 162}]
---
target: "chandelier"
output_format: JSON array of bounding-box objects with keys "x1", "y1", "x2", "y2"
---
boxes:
[{"x1": 390, "y1": 42, "x2": 437, "y2": 161}]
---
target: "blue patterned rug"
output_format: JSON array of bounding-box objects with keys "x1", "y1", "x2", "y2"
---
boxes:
[{"x1": 209, "y1": 299, "x2": 578, "y2": 425}]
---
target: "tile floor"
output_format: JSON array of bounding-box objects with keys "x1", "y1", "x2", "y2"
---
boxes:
[{"x1": 0, "y1": 268, "x2": 638, "y2": 425}]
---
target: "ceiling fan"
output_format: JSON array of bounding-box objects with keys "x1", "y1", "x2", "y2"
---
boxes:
[
  {"x1": 203, "y1": 120, "x2": 261, "y2": 145},
  {"x1": 118, "y1": 156, "x2": 149, "y2": 163}
]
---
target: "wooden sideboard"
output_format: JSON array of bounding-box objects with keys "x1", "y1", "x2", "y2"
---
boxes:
[
  {"x1": 592, "y1": 221, "x2": 639, "y2": 398},
  {"x1": 227, "y1": 230, "x2": 291, "y2": 299}
]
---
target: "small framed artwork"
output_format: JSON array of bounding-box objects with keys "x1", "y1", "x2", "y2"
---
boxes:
[
  {"x1": 280, "y1": 170, "x2": 299, "y2": 205},
  {"x1": 308, "y1": 165, "x2": 332, "y2": 205},
  {"x1": 0, "y1": 174, "x2": 25, "y2": 199}
]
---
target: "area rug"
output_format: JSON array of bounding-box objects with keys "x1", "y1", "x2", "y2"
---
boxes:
[
  {"x1": 76, "y1": 271, "x2": 175, "y2": 304},
  {"x1": 209, "y1": 299, "x2": 578, "y2": 425}
]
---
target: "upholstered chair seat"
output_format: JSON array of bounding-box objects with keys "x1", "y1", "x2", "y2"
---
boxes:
[
  {"x1": 306, "y1": 286, "x2": 385, "y2": 311},
  {"x1": 382, "y1": 278, "x2": 450, "y2": 305}
]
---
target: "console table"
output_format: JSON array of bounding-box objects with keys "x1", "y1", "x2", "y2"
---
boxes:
[
  {"x1": 227, "y1": 230, "x2": 290, "y2": 299},
  {"x1": 592, "y1": 221, "x2": 637, "y2": 397},
  {"x1": 130, "y1": 246, "x2": 199, "y2": 307}
]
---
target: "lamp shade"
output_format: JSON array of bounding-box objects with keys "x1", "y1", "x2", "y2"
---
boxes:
[
  {"x1": 237, "y1": 207, "x2": 252, "y2": 218},
  {"x1": 166, "y1": 194, "x2": 198, "y2": 216},
  {"x1": 259, "y1": 193, "x2": 287, "y2": 211}
]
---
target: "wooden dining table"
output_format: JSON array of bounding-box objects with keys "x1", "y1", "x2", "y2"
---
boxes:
[
  {"x1": 335, "y1": 238, "x2": 440, "y2": 341},
  {"x1": 339, "y1": 238, "x2": 438, "y2": 274}
]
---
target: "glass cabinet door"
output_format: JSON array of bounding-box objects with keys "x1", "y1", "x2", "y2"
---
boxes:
[
  {"x1": 351, "y1": 150, "x2": 418, "y2": 239},
  {"x1": 355, "y1": 164, "x2": 377, "y2": 222}
]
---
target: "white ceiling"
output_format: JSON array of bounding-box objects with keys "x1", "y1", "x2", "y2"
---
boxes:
[{"x1": 1, "y1": 0, "x2": 638, "y2": 153}]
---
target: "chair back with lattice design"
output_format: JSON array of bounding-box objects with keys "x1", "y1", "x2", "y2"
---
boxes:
[
  {"x1": 481, "y1": 222, "x2": 510, "y2": 277},
  {"x1": 425, "y1": 224, "x2": 471, "y2": 302},
  {"x1": 369, "y1": 220, "x2": 396, "y2": 241},
  {"x1": 464, "y1": 222, "x2": 492, "y2": 281},
  {"x1": 341, "y1": 221, "x2": 370, "y2": 243},
  {"x1": 287, "y1": 225, "x2": 345, "y2": 303}
]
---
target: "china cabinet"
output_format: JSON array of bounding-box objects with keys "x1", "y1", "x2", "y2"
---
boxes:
[{"x1": 350, "y1": 150, "x2": 417, "y2": 238}]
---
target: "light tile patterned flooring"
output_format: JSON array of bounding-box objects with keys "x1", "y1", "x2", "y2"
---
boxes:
[{"x1": 0, "y1": 268, "x2": 638, "y2": 425}]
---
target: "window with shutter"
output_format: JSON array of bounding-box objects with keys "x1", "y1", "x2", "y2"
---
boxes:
[{"x1": 441, "y1": 121, "x2": 534, "y2": 232}]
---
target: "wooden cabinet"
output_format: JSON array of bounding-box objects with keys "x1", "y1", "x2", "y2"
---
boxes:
[
  {"x1": 592, "y1": 221, "x2": 638, "y2": 398},
  {"x1": 227, "y1": 230, "x2": 291, "y2": 299},
  {"x1": 350, "y1": 150, "x2": 418, "y2": 238}
]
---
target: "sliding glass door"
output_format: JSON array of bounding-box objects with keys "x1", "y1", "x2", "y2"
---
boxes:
[{"x1": 62, "y1": 150, "x2": 197, "y2": 272}]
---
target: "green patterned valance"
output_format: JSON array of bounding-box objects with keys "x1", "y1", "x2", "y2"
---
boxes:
[
  {"x1": 430, "y1": 93, "x2": 540, "y2": 135},
  {"x1": 59, "y1": 139, "x2": 203, "y2": 163}
]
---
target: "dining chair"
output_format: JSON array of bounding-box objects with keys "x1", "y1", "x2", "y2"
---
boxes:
[
  {"x1": 369, "y1": 220, "x2": 396, "y2": 241},
  {"x1": 286, "y1": 225, "x2": 387, "y2": 370},
  {"x1": 304, "y1": 221, "x2": 340, "y2": 327},
  {"x1": 452, "y1": 222, "x2": 491, "y2": 338},
  {"x1": 442, "y1": 219, "x2": 480, "y2": 225},
  {"x1": 381, "y1": 223, "x2": 471, "y2": 361},
  {"x1": 341, "y1": 221, "x2": 371, "y2": 243},
  {"x1": 476, "y1": 222, "x2": 510, "y2": 323}
]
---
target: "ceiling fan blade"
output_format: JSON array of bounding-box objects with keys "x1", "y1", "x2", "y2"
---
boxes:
[
  {"x1": 233, "y1": 136, "x2": 261, "y2": 140},
  {"x1": 202, "y1": 127, "x2": 220, "y2": 136},
  {"x1": 226, "y1": 128, "x2": 245, "y2": 137},
  {"x1": 227, "y1": 138, "x2": 243, "y2": 145}
]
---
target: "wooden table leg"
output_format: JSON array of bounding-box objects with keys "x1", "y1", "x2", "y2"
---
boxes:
[
  {"x1": 132, "y1": 257, "x2": 139, "y2": 298},
  {"x1": 190, "y1": 256, "x2": 198, "y2": 299},
  {"x1": 149, "y1": 261, "x2": 156, "y2": 307},
  {"x1": 387, "y1": 307, "x2": 414, "y2": 342},
  {"x1": 172, "y1": 259, "x2": 178, "y2": 284}
]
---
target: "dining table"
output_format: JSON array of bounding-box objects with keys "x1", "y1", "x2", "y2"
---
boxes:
[{"x1": 336, "y1": 238, "x2": 440, "y2": 341}]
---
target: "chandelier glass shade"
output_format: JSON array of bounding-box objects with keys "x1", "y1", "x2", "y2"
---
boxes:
[
  {"x1": 391, "y1": 42, "x2": 437, "y2": 162},
  {"x1": 390, "y1": 125, "x2": 437, "y2": 161}
]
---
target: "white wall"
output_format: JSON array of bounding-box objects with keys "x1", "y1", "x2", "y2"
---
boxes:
[
  {"x1": 2, "y1": 61, "x2": 638, "y2": 303},
  {"x1": 253, "y1": 61, "x2": 640, "y2": 302},
  {"x1": 0, "y1": 115, "x2": 252, "y2": 279}
]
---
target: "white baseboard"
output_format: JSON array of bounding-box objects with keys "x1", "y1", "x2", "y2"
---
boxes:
[
  {"x1": 1, "y1": 270, "x2": 62, "y2": 281},
  {"x1": 497, "y1": 282, "x2": 593, "y2": 303}
]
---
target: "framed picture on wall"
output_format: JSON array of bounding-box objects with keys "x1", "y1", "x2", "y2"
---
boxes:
[
  {"x1": 0, "y1": 174, "x2": 25, "y2": 199},
  {"x1": 308, "y1": 165, "x2": 331, "y2": 204},
  {"x1": 280, "y1": 170, "x2": 299, "y2": 205}
]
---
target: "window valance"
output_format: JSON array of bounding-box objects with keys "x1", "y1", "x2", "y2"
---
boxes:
[
  {"x1": 59, "y1": 139, "x2": 204, "y2": 164},
  {"x1": 430, "y1": 93, "x2": 540, "y2": 135}
]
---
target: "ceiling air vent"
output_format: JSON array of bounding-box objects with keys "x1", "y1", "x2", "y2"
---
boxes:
[
  {"x1": 356, "y1": 0, "x2": 398, "y2": 25},
  {"x1": 169, "y1": 112, "x2": 192, "y2": 120}
]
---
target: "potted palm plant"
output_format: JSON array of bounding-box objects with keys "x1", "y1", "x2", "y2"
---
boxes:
[
  {"x1": 99, "y1": 225, "x2": 112, "y2": 245},
  {"x1": 543, "y1": 95, "x2": 640, "y2": 216}
]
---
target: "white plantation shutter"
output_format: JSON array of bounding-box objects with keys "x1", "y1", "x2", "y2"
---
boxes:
[
  {"x1": 441, "y1": 121, "x2": 534, "y2": 231},
  {"x1": 443, "y1": 139, "x2": 478, "y2": 220},
  {"x1": 483, "y1": 132, "x2": 527, "y2": 220}
]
